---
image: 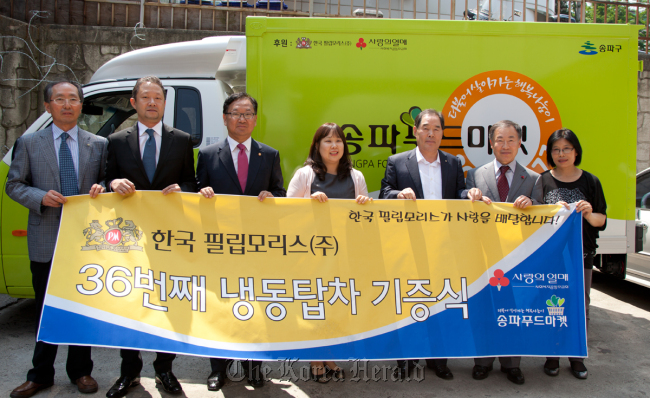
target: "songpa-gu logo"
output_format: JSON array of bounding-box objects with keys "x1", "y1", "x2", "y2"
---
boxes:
[{"x1": 82, "y1": 217, "x2": 143, "y2": 253}]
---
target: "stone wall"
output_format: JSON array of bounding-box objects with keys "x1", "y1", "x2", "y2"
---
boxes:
[{"x1": 0, "y1": 14, "x2": 238, "y2": 154}]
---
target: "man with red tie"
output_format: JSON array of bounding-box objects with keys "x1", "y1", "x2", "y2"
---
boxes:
[
  {"x1": 462, "y1": 119, "x2": 542, "y2": 385},
  {"x1": 196, "y1": 92, "x2": 286, "y2": 391}
]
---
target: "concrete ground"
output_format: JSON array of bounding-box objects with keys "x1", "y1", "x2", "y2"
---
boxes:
[{"x1": 1, "y1": 271, "x2": 649, "y2": 398}]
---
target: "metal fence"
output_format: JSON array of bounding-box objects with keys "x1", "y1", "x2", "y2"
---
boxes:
[{"x1": 2, "y1": 0, "x2": 648, "y2": 50}]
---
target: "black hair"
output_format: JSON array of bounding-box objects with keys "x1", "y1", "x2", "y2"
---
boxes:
[
  {"x1": 44, "y1": 80, "x2": 83, "y2": 103},
  {"x1": 305, "y1": 123, "x2": 352, "y2": 181},
  {"x1": 546, "y1": 128, "x2": 582, "y2": 167},
  {"x1": 223, "y1": 92, "x2": 258, "y2": 114},
  {"x1": 132, "y1": 76, "x2": 166, "y2": 100}
]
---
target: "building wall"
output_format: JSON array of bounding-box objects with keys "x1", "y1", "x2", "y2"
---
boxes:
[
  {"x1": 0, "y1": 14, "x2": 236, "y2": 154},
  {"x1": 638, "y1": 53, "x2": 650, "y2": 173}
]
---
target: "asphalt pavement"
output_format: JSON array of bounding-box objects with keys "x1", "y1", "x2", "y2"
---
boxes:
[{"x1": 1, "y1": 271, "x2": 649, "y2": 398}]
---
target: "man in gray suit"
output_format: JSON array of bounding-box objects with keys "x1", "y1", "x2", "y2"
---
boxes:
[
  {"x1": 462, "y1": 119, "x2": 541, "y2": 385},
  {"x1": 6, "y1": 80, "x2": 107, "y2": 398}
]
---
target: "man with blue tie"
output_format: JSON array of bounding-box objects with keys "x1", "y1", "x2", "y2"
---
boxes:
[
  {"x1": 197, "y1": 92, "x2": 286, "y2": 391},
  {"x1": 7, "y1": 80, "x2": 106, "y2": 398},
  {"x1": 104, "y1": 76, "x2": 197, "y2": 398}
]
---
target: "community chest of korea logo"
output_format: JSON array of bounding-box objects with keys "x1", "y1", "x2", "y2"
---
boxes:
[
  {"x1": 441, "y1": 70, "x2": 562, "y2": 174},
  {"x1": 82, "y1": 217, "x2": 143, "y2": 253}
]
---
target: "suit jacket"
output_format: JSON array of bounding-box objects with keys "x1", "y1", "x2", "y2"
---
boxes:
[
  {"x1": 105, "y1": 123, "x2": 197, "y2": 192},
  {"x1": 196, "y1": 137, "x2": 286, "y2": 197},
  {"x1": 379, "y1": 149, "x2": 465, "y2": 199},
  {"x1": 6, "y1": 126, "x2": 108, "y2": 262},
  {"x1": 464, "y1": 160, "x2": 542, "y2": 204}
]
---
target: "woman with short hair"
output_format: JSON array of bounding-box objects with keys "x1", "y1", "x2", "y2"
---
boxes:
[{"x1": 533, "y1": 128, "x2": 607, "y2": 380}]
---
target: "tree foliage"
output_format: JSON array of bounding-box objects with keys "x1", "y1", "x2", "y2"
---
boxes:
[{"x1": 572, "y1": 1, "x2": 648, "y2": 51}]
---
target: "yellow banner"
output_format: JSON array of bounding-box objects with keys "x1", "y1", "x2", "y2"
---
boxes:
[{"x1": 40, "y1": 192, "x2": 585, "y2": 360}]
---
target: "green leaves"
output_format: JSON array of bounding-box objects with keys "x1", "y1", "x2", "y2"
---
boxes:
[
  {"x1": 400, "y1": 106, "x2": 422, "y2": 127},
  {"x1": 546, "y1": 295, "x2": 565, "y2": 307}
]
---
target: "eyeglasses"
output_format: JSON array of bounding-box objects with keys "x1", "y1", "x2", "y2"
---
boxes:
[
  {"x1": 225, "y1": 112, "x2": 256, "y2": 120},
  {"x1": 551, "y1": 148, "x2": 574, "y2": 155},
  {"x1": 50, "y1": 98, "x2": 81, "y2": 106}
]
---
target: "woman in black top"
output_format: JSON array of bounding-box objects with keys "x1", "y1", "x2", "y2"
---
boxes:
[{"x1": 533, "y1": 129, "x2": 607, "y2": 380}]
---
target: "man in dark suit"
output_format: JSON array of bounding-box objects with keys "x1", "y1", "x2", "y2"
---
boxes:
[
  {"x1": 379, "y1": 108, "x2": 465, "y2": 381},
  {"x1": 462, "y1": 120, "x2": 541, "y2": 385},
  {"x1": 104, "y1": 76, "x2": 197, "y2": 398},
  {"x1": 6, "y1": 80, "x2": 106, "y2": 398},
  {"x1": 196, "y1": 92, "x2": 285, "y2": 391}
]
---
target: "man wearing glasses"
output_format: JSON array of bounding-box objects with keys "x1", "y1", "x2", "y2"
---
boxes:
[
  {"x1": 196, "y1": 92, "x2": 285, "y2": 391},
  {"x1": 7, "y1": 80, "x2": 106, "y2": 398},
  {"x1": 462, "y1": 119, "x2": 542, "y2": 385}
]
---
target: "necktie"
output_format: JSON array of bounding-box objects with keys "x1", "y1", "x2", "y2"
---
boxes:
[
  {"x1": 142, "y1": 128, "x2": 156, "y2": 183},
  {"x1": 237, "y1": 143, "x2": 248, "y2": 192},
  {"x1": 58, "y1": 132, "x2": 79, "y2": 196},
  {"x1": 497, "y1": 165, "x2": 510, "y2": 202}
]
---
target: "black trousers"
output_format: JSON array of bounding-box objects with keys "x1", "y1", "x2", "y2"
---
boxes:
[
  {"x1": 210, "y1": 358, "x2": 262, "y2": 378},
  {"x1": 397, "y1": 358, "x2": 447, "y2": 369},
  {"x1": 547, "y1": 254, "x2": 594, "y2": 364},
  {"x1": 120, "y1": 349, "x2": 176, "y2": 378},
  {"x1": 26, "y1": 260, "x2": 93, "y2": 384}
]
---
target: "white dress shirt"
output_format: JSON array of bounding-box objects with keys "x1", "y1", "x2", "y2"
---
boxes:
[
  {"x1": 227, "y1": 135, "x2": 251, "y2": 174},
  {"x1": 416, "y1": 147, "x2": 442, "y2": 200},
  {"x1": 493, "y1": 158, "x2": 517, "y2": 187},
  {"x1": 138, "y1": 121, "x2": 162, "y2": 164}
]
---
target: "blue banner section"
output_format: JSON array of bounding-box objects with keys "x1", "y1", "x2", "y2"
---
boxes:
[{"x1": 39, "y1": 210, "x2": 586, "y2": 360}]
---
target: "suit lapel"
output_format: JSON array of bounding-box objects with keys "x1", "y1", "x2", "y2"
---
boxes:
[
  {"x1": 483, "y1": 162, "x2": 500, "y2": 200},
  {"x1": 218, "y1": 139, "x2": 242, "y2": 194},
  {"x1": 39, "y1": 127, "x2": 60, "y2": 191},
  {"x1": 507, "y1": 162, "x2": 527, "y2": 201},
  {"x1": 439, "y1": 151, "x2": 450, "y2": 199},
  {"x1": 156, "y1": 125, "x2": 174, "y2": 183},
  {"x1": 405, "y1": 149, "x2": 424, "y2": 199},
  {"x1": 77, "y1": 130, "x2": 91, "y2": 186},
  {"x1": 126, "y1": 125, "x2": 148, "y2": 182},
  {"x1": 245, "y1": 139, "x2": 262, "y2": 195}
]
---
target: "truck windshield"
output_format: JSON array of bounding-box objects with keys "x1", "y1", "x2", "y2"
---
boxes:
[{"x1": 77, "y1": 92, "x2": 136, "y2": 137}]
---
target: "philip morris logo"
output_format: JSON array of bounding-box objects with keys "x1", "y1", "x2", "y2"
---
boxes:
[
  {"x1": 82, "y1": 217, "x2": 143, "y2": 253},
  {"x1": 296, "y1": 37, "x2": 311, "y2": 49}
]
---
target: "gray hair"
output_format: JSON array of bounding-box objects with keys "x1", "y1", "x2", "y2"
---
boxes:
[{"x1": 488, "y1": 120, "x2": 522, "y2": 142}]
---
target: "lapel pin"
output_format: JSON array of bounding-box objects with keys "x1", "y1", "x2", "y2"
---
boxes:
[
  {"x1": 521, "y1": 176, "x2": 525, "y2": 179},
  {"x1": 258, "y1": 153, "x2": 261, "y2": 156}
]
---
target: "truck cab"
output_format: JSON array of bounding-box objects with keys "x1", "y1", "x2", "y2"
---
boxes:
[{"x1": 0, "y1": 35, "x2": 245, "y2": 297}]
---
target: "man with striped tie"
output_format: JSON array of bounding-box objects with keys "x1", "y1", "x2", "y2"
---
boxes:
[
  {"x1": 104, "y1": 76, "x2": 197, "y2": 398},
  {"x1": 6, "y1": 80, "x2": 107, "y2": 398}
]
